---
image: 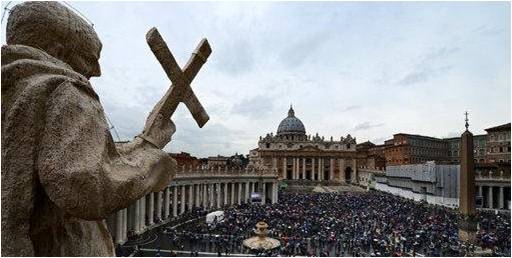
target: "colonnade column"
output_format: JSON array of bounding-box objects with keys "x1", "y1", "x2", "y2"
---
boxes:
[
  {"x1": 223, "y1": 183, "x2": 228, "y2": 206},
  {"x1": 330, "y1": 158, "x2": 334, "y2": 181},
  {"x1": 140, "y1": 196, "x2": 146, "y2": 231},
  {"x1": 487, "y1": 186, "x2": 494, "y2": 209},
  {"x1": 134, "y1": 199, "x2": 140, "y2": 234},
  {"x1": 317, "y1": 158, "x2": 321, "y2": 181},
  {"x1": 478, "y1": 185, "x2": 483, "y2": 197},
  {"x1": 195, "y1": 184, "x2": 201, "y2": 207},
  {"x1": 189, "y1": 184, "x2": 195, "y2": 209},
  {"x1": 115, "y1": 209, "x2": 123, "y2": 244},
  {"x1": 202, "y1": 184, "x2": 207, "y2": 208},
  {"x1": 172, "y1": 186, "x2": 178, "y2": 217},
  {"x1": 155, "y1": 191, "x2": 162, "y2": 221},
  {"x1": 498, "y1": 187, "x2": 504, "y2": 209},
  {"x1": 230, "y1": 183, "x2": 235, "y2": 205},
  {"x1": 245, "y1": 182, "x2": 250, "y2": 203},
  {"x1": 235, "y1": 183, "x2": 240, "y2": 205},
  {"x1": 216, "y1": 183, "x2": 222, "y2": 208},
  {"x1": 122, "y1": 208, "x2": 127, "y2": 242},
  {"x1": 163, "y1": 188, "x2": 169, "y2": 219},
  {"x1": 148, "y1": 192, "x2": 154, "y2": 225},
  {"x1": 180, "y1": 185, "x2": 186, "y2": 214}
]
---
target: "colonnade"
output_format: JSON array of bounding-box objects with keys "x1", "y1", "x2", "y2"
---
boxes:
[
  {"x1": 477, "y1": 184, "x2": 510, "y2": 210},
  {"x1": 275, "y1": 156, "x2": 357, "y2": 183},
  {"x1": 111, "y1": 178, "x2": 279, "y2": 245}
]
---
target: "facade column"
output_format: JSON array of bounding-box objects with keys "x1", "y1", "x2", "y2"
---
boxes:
[
  {"x1": 115, "y1": 210, "x2": 123, "y2": 244},
  {"x1": 148, "y1": 192, "x2": 154, "y2": 225},
  {"x1": 498, "y1": 187, "x2": 504, "y2": 209},
  {"x1": 163, "y1": 188, "x2": 169, "y2": 219},
  {"x1": 262, "y1": 182, "x2": 267, "y2": 204},
  {"x1": 272, "y1": 157, "x2": 277, "y2": 170},
  {"x1": 172, "y1": 186, "x2": 178, "y2": 217},
  {"x1": 330, "y1": 158, "x2": 334, "y2": 181},
  {"x1": 339, "y1": 159, "x2": 346, "y2": 182},
  {"x1": 292, "y1": 158, "x2": 296, "y2": 180},
  {"x1": 189, "y1": 184, "x2": 195, "y2": 209},
  {"x1": 230, "y1": 183, "x2": 235, "y2": 205},
  {"x1": 282, "y1": 158, "x2": 287, "y2": 179},
  {"x1": 223, "y1": 183, "x2": 228, "y2": 205},
  {"x1": 245, "y1": 182, "x2": 250, "y2": 203},
  {"x1": 487, "y1": 186, "x2": 494, "y2": 209},
  {"x1": 312, "y1": 158, "x2": 316, "y2": 180},
  {"x1": 302, "y1": 158, "x2": 306, "y2": 179},
  {"x1": 478, "y1": 185, "x2": 483, "y2": 197},
  {"x1": 272, "y1": 182, "x2": 278, "y2": 204},
  {"x1": 352, "y1": 159, "x2": 358, "y2": 183},
  {"x1": 251, "y1": 181, "x2": 256, "y2": 194},
  {"x1": 317, "y1": 158, "x2": 322, "y2": 181}
]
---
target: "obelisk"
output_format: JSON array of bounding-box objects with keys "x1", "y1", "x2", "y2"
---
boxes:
[{"x1": 458, "y1": 111, "x2": 477, "y2": 243}]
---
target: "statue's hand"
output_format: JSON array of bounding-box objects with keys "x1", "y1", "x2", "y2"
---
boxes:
[{"x1": 139, "y1": 113, "x2": 176, "y2": 149}]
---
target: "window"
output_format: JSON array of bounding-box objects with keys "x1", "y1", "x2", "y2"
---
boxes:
[
  {"x1": 347, "y1": 144, "x2": 351, "y2": 149},
  {"x1": 266, "y1": 143, "x2": 270, "y2": 148}
]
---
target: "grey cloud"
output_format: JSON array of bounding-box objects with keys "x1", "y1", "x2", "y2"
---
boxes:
[
  {"x1": 278, "y1": 30, "x2": 330, "y2": 68},
  {"x1": 166, "y1": 120, "x2": 252, "y2": 157},
  {"x1": 398, "y1": 65, "x2": 452, "y2": 86},
  {"x1": 231, "y1": 94, "x2": 276, "y2": 119},
  {"x1": 354, "y1": 122, "x2": 384, "y2": 131},
  {"x1": 397, "y1": 46, "x2": 458, "y2": 86},
  {"x1": 214, "y1": 37, "x2": 254, "y2": 75},
  {"x1": 341, "y1": 105, "x2": 361, "y2": 112}
]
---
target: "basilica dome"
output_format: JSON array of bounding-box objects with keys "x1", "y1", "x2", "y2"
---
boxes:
[{"x1": 277, "y1": 106, "x2": 306, "y2": 136}]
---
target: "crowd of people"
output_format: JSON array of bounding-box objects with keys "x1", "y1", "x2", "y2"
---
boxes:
[{"x1": 168, "y1": 191, "x2": 510, "y2": 257}]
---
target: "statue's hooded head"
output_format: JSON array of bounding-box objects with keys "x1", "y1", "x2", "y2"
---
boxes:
[{"x1": 6, "y1": 1, "x2": 102, "y2": 79}]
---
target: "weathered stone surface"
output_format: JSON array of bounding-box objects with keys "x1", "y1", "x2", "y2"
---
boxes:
[{"x1": 1, "y1": 2, "x2": 176, "y2": 256}]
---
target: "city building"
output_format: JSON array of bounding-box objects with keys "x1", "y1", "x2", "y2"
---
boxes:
[
  {"x1": 169, "y1": 152, "x2": 200, "y2": 168},
  {"x1": 374, "y1": 162, "x2": 460, "y2": 208},
  {"x1": 373, "y1": 162, "x2": 510, "y2": 210},
  {"x1": 485, "y1": 123, "x2": 511, "y2": 163},
  {"x1": 383, "y1": 134, "x2": 448, "y2": 166},
  {"x1": 445, "y1": 134, "x2": 487, "y2": 164},
  {"x1": 250, "y1": 106, "x2": 358, "y2": 183},
  {"x1": 357, "y1": 141, "x2": 386, "y2": 170}
]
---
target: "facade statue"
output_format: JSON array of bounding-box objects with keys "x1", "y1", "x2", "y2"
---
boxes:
[{"x1": 1, "y1": 2, "x2": 177, "y2": 256}]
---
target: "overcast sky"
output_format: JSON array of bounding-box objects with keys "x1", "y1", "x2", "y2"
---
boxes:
[{"x1": 1, "y1": 1, "x2": 510, "y2": 157}]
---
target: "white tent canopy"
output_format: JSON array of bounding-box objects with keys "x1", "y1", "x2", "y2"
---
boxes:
[{"x1": 206, "y1": 210, "x2": 224, "y2": 224}]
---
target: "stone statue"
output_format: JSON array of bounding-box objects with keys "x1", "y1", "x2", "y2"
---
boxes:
[{"x1": 1, "y1": 2, "x2": 178, "y2": 256}]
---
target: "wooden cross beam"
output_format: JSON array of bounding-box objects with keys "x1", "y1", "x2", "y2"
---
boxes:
[{"x1": 142, "y1": 27, "x2": 211, "y2": 140}]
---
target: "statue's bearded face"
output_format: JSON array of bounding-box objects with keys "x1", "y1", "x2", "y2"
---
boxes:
[
  {"x1": 6, "y1": 1, "x2": 103, "y2": 79},
  {"x1": 69, "y1": 42, "x2": 102, "y2": 79}
]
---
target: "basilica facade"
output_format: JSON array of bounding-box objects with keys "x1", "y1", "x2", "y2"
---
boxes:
[{"x1": 250, "y1": 106, "x2": 359, "y2": 183}]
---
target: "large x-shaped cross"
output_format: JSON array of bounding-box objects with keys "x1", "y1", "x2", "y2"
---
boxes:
[{"x1": 142, "y1": 27, "x2": 211, "y2": 141}]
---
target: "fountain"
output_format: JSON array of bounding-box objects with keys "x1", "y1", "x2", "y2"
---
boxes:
[{"x1": 243, "y1": 221, "x2": 281, "y2": 251}]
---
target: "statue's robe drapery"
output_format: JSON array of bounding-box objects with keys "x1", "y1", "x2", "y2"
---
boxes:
[{"x1": 1, "y1": 45, "x2": 175, "y2": 256}]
